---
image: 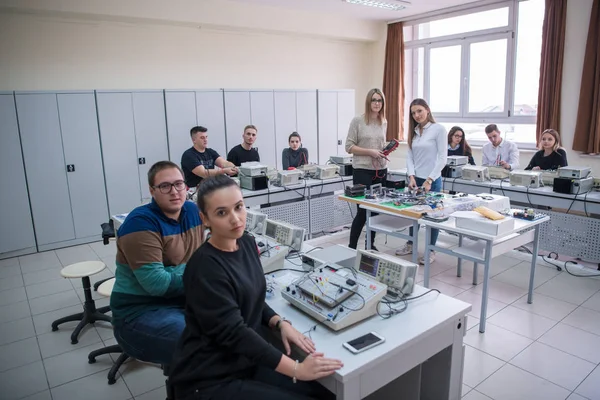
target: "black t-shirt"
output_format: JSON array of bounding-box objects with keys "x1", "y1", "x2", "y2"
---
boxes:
[
  {"x1": 181, "y1": 147, "x2": 220, "y2": 188},
  {"x1": 169, "y1": 234, "x2": 281, "y2": 396},
  {"x1": 281, "y1": 147, "x2": 309, "y2": 169},
  {"x1": 227, "y1": 144, "x2": 260, "y2": 166},
  {"x1": 525, "y1": 149, "x2": 568, "y2": 170}
]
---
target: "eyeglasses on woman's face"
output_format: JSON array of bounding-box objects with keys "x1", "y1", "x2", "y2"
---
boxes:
[{"x1": 371, "y1": 99, "x2": 383, "y2": 103}]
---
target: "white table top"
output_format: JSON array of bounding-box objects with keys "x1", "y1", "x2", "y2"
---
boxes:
[
  {"x1": 241, "y1": 176, "x2": 352, "y2": 198},
  {"x1": 420, "y1": 214, "x2": 550, "y2": 241},
  {"x1": 267, "y1": 259, "x2": 471, "y2": 382}
]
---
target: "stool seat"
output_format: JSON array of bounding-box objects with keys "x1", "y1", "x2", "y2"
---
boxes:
[
  {"x1": 61, "y1": 261, "x2": 106, "y2": 279},
  {"x1": 97, "y1": 278, "x2": 115, "y2": 297}
]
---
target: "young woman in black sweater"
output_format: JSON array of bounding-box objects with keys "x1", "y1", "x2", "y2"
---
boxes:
[
  {"x1": 169, "y1": 175, "x2": 342, "y2": 400},
  {"x1": 525, "y1": 129, "x2": 568, "y2": 170},
  {"x1": 282, "y1": 132, "x2": 309, "y2": 170},
  {"x1": 447, "y1": 126, "x2": 475, "y2": 165}
]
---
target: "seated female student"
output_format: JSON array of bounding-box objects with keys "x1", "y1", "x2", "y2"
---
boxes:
[
  {"x1": 169, "y1": 175, "x2": 342, "y2": 400},
  {"x1": 525, "y1": 129, "x2": 568, "y2": 170},
  {"x1": 282, "y1": 132, "x2": 309, "y2": 169},
  {"x1": 447, "y1": 126, "x2": 475, "y2": 165}
]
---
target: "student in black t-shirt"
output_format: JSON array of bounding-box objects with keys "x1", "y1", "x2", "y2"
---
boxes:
[
  {"x1": 181, "y1": 126, "x2": 238, "y2": 188},
  {"x1": 169, "y1": 175, "x2": 341, "y2": 400},
  {"x1": 227, "y1": 125, "x2": 261, "y2": 166},
  {"x1": 525, "y1": 129, "x2": 568, "y2": 171},
  {"x1": 282, "y1": 132, "x2": 309, "y2": 170}
]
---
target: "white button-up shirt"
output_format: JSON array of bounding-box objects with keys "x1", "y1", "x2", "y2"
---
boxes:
[
  {"x1": 406, "y1": 122, "x2": 447, "y2": 180},
  {"x1": 481, "y1": 139, "x2": 520, "y2": 170}
]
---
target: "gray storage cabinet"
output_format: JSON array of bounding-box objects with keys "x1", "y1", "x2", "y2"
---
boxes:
[
  {"x1": 165, "y1": 90, "x2": 227, "y2": 164},
  {"x1": 15, "y1": 92, "x2": 109, "y2": 251},
  {"x1": 96, "y1": 91, "x2": 168, "y2": 215},
  {"x1": 0, "y1": 93, "x2": 36, "y2": 258},
  {"x1": 317, "y1": 90, "x2": 356, "y2": 164}
]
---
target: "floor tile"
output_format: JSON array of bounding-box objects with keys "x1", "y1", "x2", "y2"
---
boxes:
[
  {"x1": 562, "y1": 307, "x2": 600, "y2": 336},
  {"x1": 464, "y1": 323, "x2": 533, "y2": 361},
  {"x1": 454, "y1": 290, "x2": 508, "y2": 320},
  {"x1": 0, "y1": 300, "x2": 32, "y2": 323},
  {"x1": 538, "y1": 323, "x2": 600, "y2": 364},
  {"x1": 434, "y1": 266, "x2": 483, "y2": 289},
  {"x1": 575, "y1": 364, "x2": 600, "y2": 400},
  {"x1": 512, "y1": 293, "x2": 578, "y2": 321},
  {"x1": 23, "y1": 268, "x2": 65, "y2": 286},
  {"x1": 535, "y1": 273, "x2": 600, "y2": 305},
  {"x1": 95, "y1": 323, "x2": 115, "y2": 341},
  {"x1": 462, "y1": 383, "x2": 472, "y2": 397},
  {"x1": 0, "y1": 264, "x2": 21, "y2": 280},
  {"x1": 0, "y1": 274, "x2": 24, "y2": 292},
  {"x1": 19, "y1": 251, "x2": 62, "y2": 273},
  {"x1": 567, "y1": 393, "x2": 590, "y2": 400},
  {"x1": 0, "y1": 337, "x2": 41, "y2": 372},
  {"x1": 26, "y1": 278, "x2": 74, "y2": 299},
  {"x1": 462, "y1": 345, "x2": 505, "y2": 388},
  {"x1": 32, "y1": 304, "x2": 83, "y2": 335},
  {"x1": 135, "y1": 386, "x2": 167, "y2": 400},
  {"x1": 29, "y1": 290, "x2": 81, "y2": 315},
  {"x1": 487, "y1": 306, "x2": 557, "y2": 340},
  {"x1": 89, "y1": 240, "x2": 117, "y2": 259},
  {"x1": 510, "y1": 342, "x2": 596, "y2": 391},
  {"x1": 21, "y1": 390, "x2": 53, "y2": 400},
  {"x1": 55, "y1": 244, "x2": 99, "y2": 267},
  {"x1": 44, "y1": 343, "x2": 114, "y2": 388},
  {"x1": 50, "y1": 368, "x2": 131, "y2": 400},
  {"x1": 470, "y1": 279, "x2": 528, "y2": 304},
  {"x1": 38, "y1": 325, "x2": 103, "y2": 359},
  {"x1": 465, "y1": 315, "x2": 480, "y2": 331},
  {"x1": 0, "y1": 317, "x2": 36, "y2": 346},
  {"x1": 492, "y1": 261, "x2": 560, "y2": 290},
  {"x1": 75, "y1": 286, "x2": 108, "y2": 302},
  {"x1": 0, "y1": 361, "x2": 49, "y2": 400},
  {"x1": 0, "y1": 257, "x2": 20, "y2": 268},
  {"x1": 0, "y1": 286, "x2": 28, "y2": 307},
  {"x1": 477, "y1": 363, "x2": 571, "y2": 400},
  {"x1": 581, "y1": 291, "x2": 600, "y2": 313},
  {"x1": 120, "y1": 360, "x2": 166, "y2": 396},
  {"x1": 462, "y1": 391, "x2": 493, "y2": 400},
  {"x1": 426, "y1": 278, "x2": 466, "y2": 297},
  {"x1": 101, "y1": 255, "x2": 117, "y2": 274}
]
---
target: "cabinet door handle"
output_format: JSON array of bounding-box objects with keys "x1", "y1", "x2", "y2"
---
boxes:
[
  {"x1": 139, "y1": 157, "x2": 146, "y2": 165},
  {"x1": 66, "y1": 164, "x2": 75, "y2": 172}
]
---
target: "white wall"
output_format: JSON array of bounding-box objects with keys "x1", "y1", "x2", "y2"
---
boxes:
[
  {"x1": 0, "y1": 0, "x2": 385, "y2": 114},
  {"x1": 385, "y1": 0, "x2": 600, "y2": 174}
]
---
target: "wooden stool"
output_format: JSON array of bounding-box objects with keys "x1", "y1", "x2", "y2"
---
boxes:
[{"x1": 51, "y1": 261, "x2": 111, "y2": 344}]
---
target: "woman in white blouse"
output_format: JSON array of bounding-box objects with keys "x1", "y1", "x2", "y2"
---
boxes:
[{"x1": 396, "y1": 98, "x2": 447, "y2": 264}]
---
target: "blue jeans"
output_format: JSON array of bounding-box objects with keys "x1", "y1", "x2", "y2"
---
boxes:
[
  {"x1": 408, "y1": 177, "x2": 442, "y2": 247},
  {"x1": 114, "y1": 307, "x2": 186, "y2": 366}
]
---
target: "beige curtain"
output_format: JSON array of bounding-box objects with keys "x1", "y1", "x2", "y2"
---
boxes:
[
  {"x1": 572, "y1": 0, "x2": 600, "y2": 153},
  {"x1": 535, "y1": 0, "x2": 567, "y2": 145},
  {"x1": 382, "y1": 22, "x2": 405, "y2": 141}
]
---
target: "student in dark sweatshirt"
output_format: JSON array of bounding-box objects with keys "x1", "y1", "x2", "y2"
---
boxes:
[
  {"x1": 282, "y1": 132, "x2": 309, "y2": 169},
  {"x1": 169, "y1": 175, "x2": 342, "y2": 400},
  {"x1": 447, "y1": 126, "x2": 475, "y2": 165},
  {"x1": 525, "y1": 129, "x2": 568, "y2": 170}
]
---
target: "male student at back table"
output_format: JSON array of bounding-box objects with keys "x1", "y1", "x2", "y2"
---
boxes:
[
  {"x1": 227, "y1": 125, "x2": 261, "y2": 166},
  {"x1": 481, "y1": 124, "x2": 519, "y2": 170},
  {"x1": 181, "y1": 126, "x2": 237, "y2": 188}
]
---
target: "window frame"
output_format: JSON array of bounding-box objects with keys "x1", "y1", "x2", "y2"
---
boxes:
[{"x1": 403, "y1": 0, "x2": 541, "y2": 148}]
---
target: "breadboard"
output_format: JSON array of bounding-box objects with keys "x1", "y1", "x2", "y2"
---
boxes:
[{"x1": 280, "y1": 267, "x2": 387, "y2": 331}]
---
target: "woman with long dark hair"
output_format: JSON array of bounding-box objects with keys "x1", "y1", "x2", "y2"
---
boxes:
[{"x1": 447, "y1": 126, "x2": 475, "y2": 165}]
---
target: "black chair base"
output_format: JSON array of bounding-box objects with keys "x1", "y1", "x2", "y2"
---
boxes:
[
  {"x1": 51, "y1": 276, "x2": 111, "y2": 344},
  {"x1": 88, "y1": 344, "x2": 130, "y2": 384}
]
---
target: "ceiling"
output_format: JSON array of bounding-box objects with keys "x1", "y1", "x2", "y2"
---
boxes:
[{"x1": 228, "y1": 0, "x2": 484, "y2": 21}]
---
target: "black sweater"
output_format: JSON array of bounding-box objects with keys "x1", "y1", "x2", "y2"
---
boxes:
[
  {"x1": 227, "y1": 144, "x2": 260, "y2": 166},
  {"x1": 525, "y1": 149, "x2": 568, "y2": 170},
  {"x1": 282, "y1": 147, "x2": 309, "y2": 169},
  {"x1": 169, "y1": 234, "x2": 281, "y2": 396},
  {"x1": 447, "y1": 145, "x2": 475, "y2": 165}
]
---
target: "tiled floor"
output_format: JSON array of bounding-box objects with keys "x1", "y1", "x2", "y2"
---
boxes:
[{"x1": 0, "y1": 231, "x2": 599, "y2": 400}]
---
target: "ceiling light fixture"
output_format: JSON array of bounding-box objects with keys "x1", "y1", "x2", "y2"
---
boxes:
[{"x1": 342, "y1": 0, "x2": 410, "y2": 11}]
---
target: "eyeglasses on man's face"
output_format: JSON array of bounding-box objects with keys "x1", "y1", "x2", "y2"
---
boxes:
[
  {"x1": 153, "y1": 180, "x2": 186, "y2": 194},
  {"x1": 371, "y1": 99, "x2": 383, "y2": 103}
]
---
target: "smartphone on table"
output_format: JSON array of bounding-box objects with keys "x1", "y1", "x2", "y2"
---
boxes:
[{"x1": 343, "y1": 332, "x2": 385, "y2": 354}]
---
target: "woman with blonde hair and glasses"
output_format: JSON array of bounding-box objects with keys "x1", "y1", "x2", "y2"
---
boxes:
[
  {"x1": 396, "y1": 98, "x2": 447, "y2": 265},
  {"x1": 525, "y1": 129, "x2": 568, "y2": 170},
  {"x1": 345, "y1": 88, "x2": 388, "y2": 251}
]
